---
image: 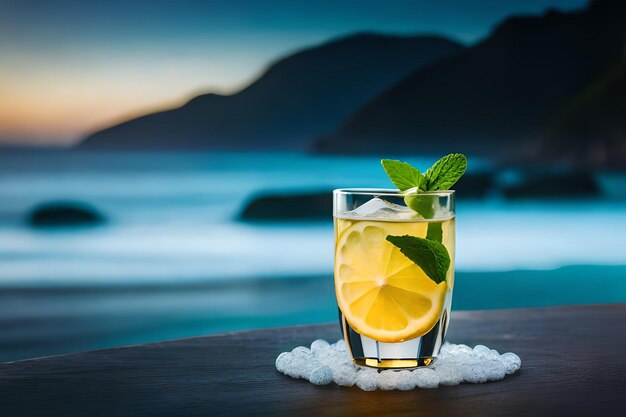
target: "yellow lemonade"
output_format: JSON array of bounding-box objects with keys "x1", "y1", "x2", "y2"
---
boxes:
[{"x1": 334, "y1": 216, "x2": 455, "y2": 344}]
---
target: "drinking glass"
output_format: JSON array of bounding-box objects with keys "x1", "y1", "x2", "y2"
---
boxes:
[{"x1": 333, "y1": 188, "x2": 455, "y2": 368}]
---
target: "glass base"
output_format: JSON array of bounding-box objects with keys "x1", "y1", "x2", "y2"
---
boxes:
[
  {"x1": 340, "y1": 305, "x2": 450, "y2": 370},
  {"x1": 353, "y1": 357, "x2": 435, "y2": 369}
]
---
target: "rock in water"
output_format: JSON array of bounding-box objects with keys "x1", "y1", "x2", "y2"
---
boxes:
[
  {"x1": 503, "y1": 171, "x2": 599, "y2": 199},
  {"x1": 239, "y1": 190, "x2": 332, "y2": 221},
  {"x1": 28, "y1": 201, "x2": 105, "y2": 228}
]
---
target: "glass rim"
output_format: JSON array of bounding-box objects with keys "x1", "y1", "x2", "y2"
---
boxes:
[{"x1": 333, "y1": 188, "x2": 455, "y2": 197}]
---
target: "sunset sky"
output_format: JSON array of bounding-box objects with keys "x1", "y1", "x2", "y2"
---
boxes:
[{"x1": 0, "y1": 0, "x2": 586, "y2": 146}]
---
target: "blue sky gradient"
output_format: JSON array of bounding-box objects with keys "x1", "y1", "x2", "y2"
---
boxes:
[{"x1": 0, "y1": 0, "x2": 587, "y2": 144}]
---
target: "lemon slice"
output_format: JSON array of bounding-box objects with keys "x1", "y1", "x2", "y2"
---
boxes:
[{"x1": 335, "y1": 220, "x2": 447, "y2": 343}]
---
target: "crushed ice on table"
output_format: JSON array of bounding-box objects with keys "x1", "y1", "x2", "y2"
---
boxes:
[
  {"x1": 275, "y1": 339, "x2": 521, "y2": 391},
  {"x1": 345, "y1": 197, "x2": 416, "y2": 220}
]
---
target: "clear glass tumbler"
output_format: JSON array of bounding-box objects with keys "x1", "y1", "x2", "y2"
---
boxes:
[{"x1": 333, "y1": 188, "x2": 455, "y2": 369}]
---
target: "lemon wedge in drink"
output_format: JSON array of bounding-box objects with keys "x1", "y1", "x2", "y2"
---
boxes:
[{"x1": 334, "y1": 221, "x2": 447, "y2": 343}]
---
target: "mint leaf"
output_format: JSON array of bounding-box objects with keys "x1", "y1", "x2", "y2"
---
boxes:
[
  {"x1": 380, "y1": 155, "x2": 465, "y2": 245},
  {"x1": 425, "y1": 222, "x2": 443, "y2": 242},
  {"x1": 381, "y1": 159, "x2": 426, "y2": 192},
  {"x1": 386, "y1": 235, "x2": 450, "y2": 284},
  {"x1": 424, "y1": 153, "x2": 467, "y2": 191},
  {"x1": 403, "y1": 191, "x2": 436, "y2": 219}
]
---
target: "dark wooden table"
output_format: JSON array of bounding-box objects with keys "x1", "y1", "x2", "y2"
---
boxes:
[{"x1": 1, "y1": 304, "x2": 625, "y2": 417}]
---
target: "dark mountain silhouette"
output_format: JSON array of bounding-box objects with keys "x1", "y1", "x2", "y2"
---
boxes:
[
  {"x1": 540, "y1": 61, "x2": 626, "y2": 169},
  {"x1": 80, "y1": 33, "x2": 463, "y2": 150},
  {"x1": 315, "y1": 0, "x2": 626, "y2": 160}
]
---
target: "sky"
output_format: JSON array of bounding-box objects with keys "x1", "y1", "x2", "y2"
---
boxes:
[{"x1": 0, "y1": 0, "x2": 587, "y2": 146}]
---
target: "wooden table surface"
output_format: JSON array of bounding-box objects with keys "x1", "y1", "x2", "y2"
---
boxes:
[{"x1": 1, "y1": 304, "x2": 625, "y2": 417}]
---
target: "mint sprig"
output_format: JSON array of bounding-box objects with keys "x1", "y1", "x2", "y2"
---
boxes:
[
  {"x1": 380, "y1": 159, "x2": 426, "y2": 192},
  {"x1": 424, "y1": 153, "x2": 467, "y2": 191},
  {"x1": 381, "y1": 154, "x2": 466, "y2": 221},
  {"x1": 381, "y1": 153, "x2": 467, "y2": 194},
  {"x1": 380, "y1": 154, "x2": 466, "y2": 284},
  {"x1": 386, "y1": 235, "x2": 450, "y2": 284},
  {"x1": 425, "y1": 221, "x2": 443, "y2": 242}
]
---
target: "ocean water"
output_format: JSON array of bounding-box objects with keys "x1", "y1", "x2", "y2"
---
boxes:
[
  {"x1": 1, "y1": 151, "x2": 625, "y2": 361},
  {"x1": 0, "y1": 151, "x2": 397, "y2": 285},
  {"x1": 0, "y1": 151, "x2": 624, "y2": 286}
]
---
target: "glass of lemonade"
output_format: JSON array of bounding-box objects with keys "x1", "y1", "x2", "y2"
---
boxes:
[{"x1": 333, "y1": 188, "x2": 455, "y2": 369}]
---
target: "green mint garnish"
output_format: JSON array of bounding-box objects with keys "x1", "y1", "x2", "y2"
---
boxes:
[
  {"x1": 380, "y1": 159, "x2": 426, "y2": 192},
  {"x1": 380, "y1": 154, "x2": 466, "y2": 282},
  {"x1": 381, "y1": 153, "x2": 467, "y2": 221},
  {"x1": 381, "y1": 153, "x2": 467, "y2": 194},
  {"x1": 423, "y1": 153, "x2": 467, "y2": 191},
  {"x1": 403, "y1": 193, "x2": 435, "y2": 219},
  {"x1": 386, "y1": 235, "x2": 450, "y2": 284},
  {"x1": 425, "y1": 221, "x2": 443, "y2": 242}
]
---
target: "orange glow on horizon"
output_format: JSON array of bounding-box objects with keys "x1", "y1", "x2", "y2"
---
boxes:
[
  {"x1": 0, "y1": 72, "x2": 246, "y2": 146},
  {"x1": 0, "y1": 46, "x2": 282, "y2": 145},
  {"x1": 0, "y1": 86, "x2": 198, "y2": 146}
]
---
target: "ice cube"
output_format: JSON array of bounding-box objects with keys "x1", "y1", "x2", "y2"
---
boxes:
[
  {"x1": 332, "y1": 363, "x2": 358, "y2": 386},
  {"x1": 433, "y1": 362, "x2": 463, "y2": 386},
  {"x1": 461, "y1": 363, "x2": 489, "y2": 383},
  {"x1": 349, "y1": 197, "x2": 392, "y2": 216},
  {"x1": 377, "y1": 370, "x2": 403, "y2": 391},
  {"x1": 355, "y1": 368, "x2": 378, "y2": 391},
  {"x1": 275, "y1": 352, "x2": 292, "y2": 373},
  {"x1": 347, "y1": 197, "x2": 415, "y2": 220},
  {"x1": 275, "y1": 340, "x2": 521, "y2": 391},
  {"x1": 396, "y1": 370, "x2": 416, "y2": 390},
  {"x1": 374, "y1": 205, "x2": 417, "y2": 220},
  {"x1": 291, "y1": 346, "x2": 311, "y2": 357},
  {"x1": 310, "y1": 339, "x2": 330, "y2": 355},
  {"x1": 412, "y1": 367, "x2": 440, "y2": 389},
  {"x1": 483, "y1": 359, "x2": 506, "y2": 381},
  {"x1": 309, "y1": 365, "x2": 333, "y2": 385},
  {"x1": 500, "y1": 352, "x2": 522, "y2": 374},
  {"x1": 473, "y1": 345, "x2": 491, "y2": 355},
  {"x1": 332, "y1": 339, "x2": 347, "y2": 352}
]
